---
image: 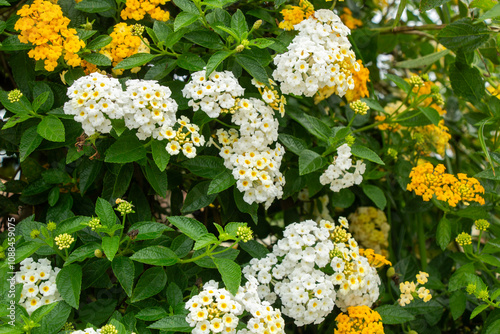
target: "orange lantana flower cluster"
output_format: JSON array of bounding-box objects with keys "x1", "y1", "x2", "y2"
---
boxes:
[
  {"x1": 407, "y1": 163, "x2": 485, "y2": 207},
  {"x1": 121, "y1": 0, "x2": 170, "y2": 21},
  {"x1": 278, "y1": 0, "x2": 315, "y2": 31},
  {"x1": 335, "y1": 306, "x2": 384, "y2": 334}
]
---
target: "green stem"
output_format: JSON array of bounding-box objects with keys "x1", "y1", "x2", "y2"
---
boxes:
[
  {"x1": 214, "y1": 118, "x2": 239, "y2": 129},
  {"x1": 417, "y1": 215, "x2": 427, "y2": 271},
  {"x1": 477, "y1": 230, "x2": 483, "y2": 254}
]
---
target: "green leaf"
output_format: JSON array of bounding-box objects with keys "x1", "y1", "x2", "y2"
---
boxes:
[
  {"x1": 152, "y1": 140, "x2": 170, "y2": 172},
  {"x1": 37, "y1": 116, "x2": 65, "y2": 142},
  {"x1": 0, "y1": 35, "x2": 32, "y2": 51},
  {"x1": 113, "y1": 163, "x2": 134, "y2": 199},
  {"x1": 475, "y1": 168, "x2": 500, "y2": 181},
  {"x1": 136, "y1": 307, "x2": 168, "y2": 321},
  {"x1": 2, "y1": 113, "x2": 32, "y2": 130},
  {"x1": 87, "y1": 35, "x2": 112, "y2": 50},
  {"x1": 173, "y1": 0, "x2": 199, "y2": 13},
  {"x1": 128, "y1": 221, "x2": 174, "y2": 240},
  {"x1": 30, "y1": 302, "x2": 59, "y2": 323},
  {"x1": 231, "y1": 10, "x2": 248, "y2": 38},
  {"x1": 234, "y1": 187, "x2": 258, "y2": 224},
  {"x1": 182, "y1": 156, "x2": 225, "y2": 178},
  {"x1": 181, "y1": 181, "x2": 218, "y2": 213},
  {"x1": 376, "y1": 305, "x2": 415, "y2": 324},
  {"x1": 105, "y1": 135, "x2": 147, "y2": 163},
  {"x1": 83, "y1": 53, "x2": 112, "y2": 66},
  {"x1": 239, "y1": 240, "x2": 269, "y2": 259},
  {"x1": 205, "y1": 50, "x2": 233, "y2": 77},
  {"x1": 96, "y1": 197, "x2": 116, "y2": 227},
  {"x1": 112, "y1": 256, "x2": 135, "y2": 297},
  {"x1": 75, "y1": 0, "x2": 113, "y2": 13},
  {"x1": 393, "y1": 0, "x2": 408, "y2": 27},
  {"x1": 48, "y1": 187, "x2": 60, "y2": 206},
  {"x1": 420, "y1": 0, "x2": 451, "y2": 11},
  {"x1": 287, "y1": 108, "x2": 332, "y2": 142},
  {"x1": 251, "y1": 38, "x2": 275, "y2": 49},
  {"x1": 167, "y1": 282, "x2": 183, "y2": 306},
  {"x1": 362, "y1": 185, "x2": 387, "y2": 210},
  {"x1": 214, "y1": 257, "x2": 241, "y2": 295},
  {"x1": 54, "y1": 216, "x2": 89, "y2": 235},
  {"x1": 479, "y1": 254, "x2": 500, "y2": 267},
  {"x1": 184, "y1": 30, "x2": 224, "y2": 49},
  {"x1": 483, "y1": 239, "x2": 500, "y2": 254},
  {"x1": 193, "y1": 233, "x2": 218, "y2": 250},
  {"x1": 174, "y1": 12, "x2": 200, "y2": 31},
  {"x1": 386, "y1": 73, "x2": 411, "y2": 92},
  {"x1": 299, "y1": 150, "x2": 327, "y2": 175},
  {"x1": 31, "y1": 301, "x2": 71, "y2": 334},
  {"x1": 148, "y1": 315, "x2": 192, "y2": 332},
  {"x1": 471, "y1": 0, "x2": 497, "y2": 10},
  {"x1": 56, "y1": 264, "x2": 82, "y2": 309},
  {"x1": 32, "y1": 91, "x2": 50, "y2": 113},
  {"x1": 279, "y1": 134, "x2": 308, "y2": 155},
  {"x1": 235, "y1": 54, "x2": 269, "y2": 85},
  {"x1": 102, "y1": 236, "x2": 120, "y2": 262},
  {"x1": 436, "y1": 217, "x2": 451, "y2": 251},
  {"x1": 15, "y1": 241, "x2": 42, "y2": 263},
  {"x1": 471, "y1": 304, "x2": 489, "y2": 319},
  {"x1": 476, "y1": 3, "x2": 500, "y2": 22},
  {"x1": 396, "y1": 49, "x2": 450, "y2": 68},
  {"x1": 208, "y1": 169, "x2": 236, "y2": 195},
  {"x1": 202, "y1": 0, "x2": 236, "y2": 8},
  {"x1": 177, "y1": 53, "x2": 206, "y2": 71},
  {"x1": 449, "y1": 63, "x2": 484, "y2": 104},
  {"x1": 437, "y1": 18, "x2": 491, "y2": 51},
  {"x1": 419, "y1": 106, "x2": 441, "y2": 126},
  {"x1": 20, "y1": 126, "x2": 43, "y2": 162},
  {"x1": 168, "y1": 216, "x2": 208, "y2": 240},
  {"x1": 65, "y1": 242, "x2": 100, "y2": 265},
  {"x1": 130, "y1": 246, "x2": 179, "y2": 266},
  {"x1": 450, "y1": 290, "x2": 467, "y2": 320},
  {"x1": 351, "y1": 145, "x2": 385, "y2": 165},
  {"x1": 0, "y1": 0, "x2": 10, "y2": 6},
  {"x1": 485, "y1": 319, "x2": 500, "y2": 334},
  {"x1": 144, "y1": 160, "x2": 168, "y2": 197},
  {"x1": 114, "y1": 53, "x2": 157, "y2": 70},
  {"x1": 131, "y1": 267, "x2": 167, "y2": 303},
  {"x1": 449, "y1": 263, "x2": 486, "y2": 291}
]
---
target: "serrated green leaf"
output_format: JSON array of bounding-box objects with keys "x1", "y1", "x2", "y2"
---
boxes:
[
  {"x1": 419, "y1": 106, "x2": 441, "y2": 126},
  {"x1": 476, "y1": 3, "x2": 500, "y2": 21},
  {"x1": 362, "y1": 185, "x2": 387, "y2": 210},
  {"x1": 184, "y1": 30, "x2": 224, "y2": 49},
  {"x1": 208, "y1": 169, "x2": 236, "y2": 195},
  {"x1": 436, "y1": 217, "x2": 451, "y2": 251},
  {"x1": 83, "y1": 53, "x2": 111, "y2": 66},
  {"x1": 56, "y1": 264, "x2": 82, "y2": 309},
  {"x1": 15, "y1": 242, "x2": 42, "y2": 263},
  {"x1": 214, "y1": 257, "x2": 241, "y2": 295},
  {"x1": 136, "y1": 307, "x2": 168, "y2": 321},
  {"x1": 376, "y1": 305, "x2": 415, "y2": 324},
  {"x1": 193, "y1": 233, "x2": 218, "y2": 250},
  {"x1": 105, "y1": 135, "x2": 147, "y2": 163},
  {"x1": 144, "y1": 160, "x2": 168, "y2": 197},
  {"x1": 102, "y1": 236, "x2": 120, "y2": 262},
  {"x1": 112, "y1": 256, "x2": 135, "y2": 297},
  {"x1": 396, "y1": 49, "x2": 450, "y2": 68},
  {"x1": 471, "y1": 304, "x2": 489, "y2": 319},
  {"x1": 351, "y1": 145, "x2": 385, "y2": 165},
  {"x1": 235, "y1": 54, "x2": 269, "y2": 85},
  {"x1": 87, "y1": 35, "x2": 112, "y2": 50},
  {"x1": 75, "y1": 0, "x2": 113, "y2": 13},
  {"x1": 420, "y1": 0, "x2": 451, "y2": 11},
  {"x1": 130, "y1": 246, "x2": 179, "y2": 266},
  {"x1": 181, "y1": 181, "x2": 218, "y2": 213},
  {"x1": 65, "y1": 242, "x2": 100, "y2": 265},
  {"x1": 386, "y1": 73, "x2": 411, "y2": 92},
  {"x1": 299, "y1": 150, "x2": 327, "y2": 175},
  {"x1": 231, "y1": 9, "x2": 248, "y2": 38},
  {"x1": 450, "y1": 290, "x2": 467, "y2": 320},
  {"x1": 206, "y1": 50, "x2": 233, "y2": 77},
  {"x1": 131, "y1": 267, "x2": 167, "y2": 303},
  {"x1": 174, "y1": 12, "x2": 200, "y2": 31},
  {"x1": 128, "y1": 221, "x2": 173, "y2": 240},
  {"x1": 20, "y1": 126, "x2": 43, "y2": 162},
  {"x1": 450, "y1": 63, "x2": 484, "y2": 104},
  {"x1": 168, "y1": 216, "x2": 208, "y2": 240},
  {"x1": 177, "y1": 53, "x2": 206, "y2": 71},
  {"x1": 152, "y1": 140, "x2": 170, "y2": 172},
  {"x1": 437, "y1": 18, "x2": 491, "y2": 50},
  {"x1": 251, "y1": 38, "x2": 275, "y2": 49},
  {"x1": 278, "y1": 133, "x2": 308, "y2": 155},
  {"x1": 114, "y1": 53, "x2": 157, "y2": 70},
  {"x1": 95, "y1": 197, "x2": 116, "y2": 227},
  {"x1": 182, "y1": 156, "x2": 225, "y2": 178},
  {"x1": 37, "y1": 116, "x2": 65, "y2": 142},
  {"x1": 148, "y1": 315, "x2": 192, "y2": 332}
]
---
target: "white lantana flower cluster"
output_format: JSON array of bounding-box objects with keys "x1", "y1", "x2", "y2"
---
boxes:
[
  {"x1": 272, "y1": 9, "x2": 359, "y2": 97},
  {"x1": 122, "y1": 79, "x2": 178, "y2": 141},
  {"x1": 182, "y1": 70, "x2": 245, "y2": 118},
  {"x1": 64, "y1": 73, "x2": 204, "y2": 159},
  {"x1": 185, "y1": 279, "x2": 285, "y2": 334},
  {"x1": 319, "y1": 144, "x2": 366, "y2": 192},
  {"x1": 216, "y1": 98, "x2": 285, "y2": 208},
  {"x1": 16, "y1": 257, "x2": 62, "y2": 315},
  {"x1": 242, "y1": 218, "x2": 381, "y2": 326},
  {"x1": 63, "y1": 72, "x2": 123, "y2": 135}
]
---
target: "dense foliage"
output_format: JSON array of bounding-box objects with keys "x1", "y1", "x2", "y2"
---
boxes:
[{"x1": 1, "y1": 0, "x2": 500, "y2": 333}]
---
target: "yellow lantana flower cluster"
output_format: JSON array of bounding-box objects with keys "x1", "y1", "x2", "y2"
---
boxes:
[
  {"x1": 399, "y1": 271, "x2": 432, "y2": 306},
  {"x1": 413, "y1": 119, "x2": 451, "y2": 157},
  {"x1": 406, "y1": 163, "x2": 485, "y2": 207},
  {"x1": 121, "y1": 0, "x2": 170, "y2": 21},
  {"x1": 334, "y1": 305, "x2": 384, "y2": 334},
  {"x1": 340, "y1": 8, "x2": 362, "y2": 30},
  {"x1": 348, "y1": 207, "x2": 390, "y2": 257},
  {"x1": 101, "y1": 23, "x2": 150, "y2": 75},
  {"x1": 15, "y1": 0, "x2": 85, "y2": 71},
  {"x1": 278, "y1": 0, "x2": 315, "y2": 31},
  {"x1": 359, "y1": 248, "x2": 392, "y2": 268}
]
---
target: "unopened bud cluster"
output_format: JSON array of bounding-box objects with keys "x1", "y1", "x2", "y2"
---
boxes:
[
  {"x1": 54, "y1": 233, "x2": 75, "y2": 250},
  {"x1": 88, "y1": 217, "x2": 102, "y2": 231},
  {"x1": 455, "y1": 232, "x2": 472, "y2": 246},
  {"x1": 474, "y1": 219, "x2": 490, "y2": 231},
  {"x1": 409, "y1": 75, "x2": 425, "y2": 87},
  {"x1": 236, "y1": 226, "x2": 253, "y2": 242},
  {"x1": 8, "y1": 89, "x2": 23, "y2": 103},
  {"x1": 350, "y1": 100, "x2": 369, "y2": 115},
  {"x1": 115, "y1": 199, "x2": 134, "y2": 215}
]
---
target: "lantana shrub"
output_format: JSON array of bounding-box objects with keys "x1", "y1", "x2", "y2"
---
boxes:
[{"x1": 0, "y1": 0, "x2": 500, "y2": 333}]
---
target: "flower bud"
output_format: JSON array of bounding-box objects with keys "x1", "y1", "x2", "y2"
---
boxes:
[
  {"x1": 235, "y1": 44, "x2": 245, "y2": 52},
  {"x1": 252, "y1": 20, "x2": 263, "y2": 30},
  {"x1": 94, "y1": 249, "x2": 103, "y2": 258}
]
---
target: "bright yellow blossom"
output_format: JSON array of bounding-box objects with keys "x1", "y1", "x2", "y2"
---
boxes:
[
  {"x1": 345, "y1": 60, "x2": 370, "y2": 102},
  {"x1": 334, "y1": 306, "x2": 384, "y2": 334},
  {"x1": 278, "y1": 0, "x2": 314, "y2": 31},
  {"x1": 15, "y1": 0, "x2": 85, "y2": 71},
  {"x1": 349, "y1": 207, "x2": 390, "y2": 257},
  {"x1": 121, "y1": 0, "x2": 170, "y2": 22},
  {"x1": 413, "y1": 120, "x2": 451, "y2": 157},
  {"x1": 340, "y1": 8, "x2": 362, "y2": 30}
]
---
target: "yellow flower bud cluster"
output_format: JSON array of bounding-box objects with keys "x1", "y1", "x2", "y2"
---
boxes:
[
  {"x1": 54, "y1": 233, "x2": 75, "y2": 250},
  {"x1": 278, "y1": 0, "x2": 315, "y2": 31},
  {"x1": 15, "y1": 0, "x2": 85, "y2": 71},
  {"x1": 47, "y1": 221, "x2": 57, "y2": 231},
  {"x1": 350, "y1": 100, "x2": 369, "y2": 115},
  {"x1": 121, "y1": 0, "x2": 170, "y2": 22},
  {"x1": 100, "y1": 324, "x2": 118, "y2": 334},
  {"x1": 101, "y1": 23, "x2": 150, "y2": 76},
  {"x1": 88, "y1": 217, "x2": 102, "y2": 231},
  {"x1": 348, "y1": 207, "x2": 390, "y2": 257},
  {"x1": 8, "y1": 89, "x2": 23, "y2": 103},
  {"x1": 236, "y1": 226, "x2": 253, "y2": 242},
  {"x1": 455, "y1": 232, "x2": 472, "y2": 246},
  {"x1": 474, "y1": 219, "x2": 490, "y2": 231},
  {"x1": 399, "y1": 271, "x2": 432, "y2": 306},
  {"x1": 115, "y1": 199, "x2": 134, "y2": 216},
  {"x1": 407, "y1": 163, "x2": 485, "y2": 207},
  {"x1": 334, "y1": 305, "x2": 384, "y2": 334}
]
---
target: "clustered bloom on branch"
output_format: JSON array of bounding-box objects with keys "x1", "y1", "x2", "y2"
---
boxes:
[
  {"x1": 252, "y1": 79, "x2": 287, "y2": 117},
  {"x1": 398, "y1": 271, "x2": 432, "y2": 306},
  {"x1": 348, "y1": 207, "x2": 390, "y2": 257},
  {"x1": 273, "y1": 9, "x2": 359, "y2": 98},
  {"x1": 278, "y1": 0, "x2": 315, "y2": 31},
  {"x1": 243, "y1": 218, "x2": 382, "y2": 326},
  {"x1": 407, "y1": 163, "x2": 485, "y2": 207},
  {"x1": 121, "y1": 0, "x2": 171, "y2": 22},
  {"x1": 16, "y1": 258, "x2": 62, "y2": 314},
  {"x1": 185, "y1": 279, "x2": 285, "y2": 334},
  {"x1": 15, "y1": 0, "x2": 85, "y2": 71},
  {"x1": 334, "y1": 305, "x2": 384, "y2": 334},
  {"x1": 217, "y1": 98, "x2": 285, "y2": 207},
  {"x1": 182, "y1": 70, "x2": 245, "y2": 118},
  {"x1": 319, "y1": 144, "x2": 366, "y2": 192},
  {"x1": 101, "y1": 23, "x2": 150, "y2": 75}
]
